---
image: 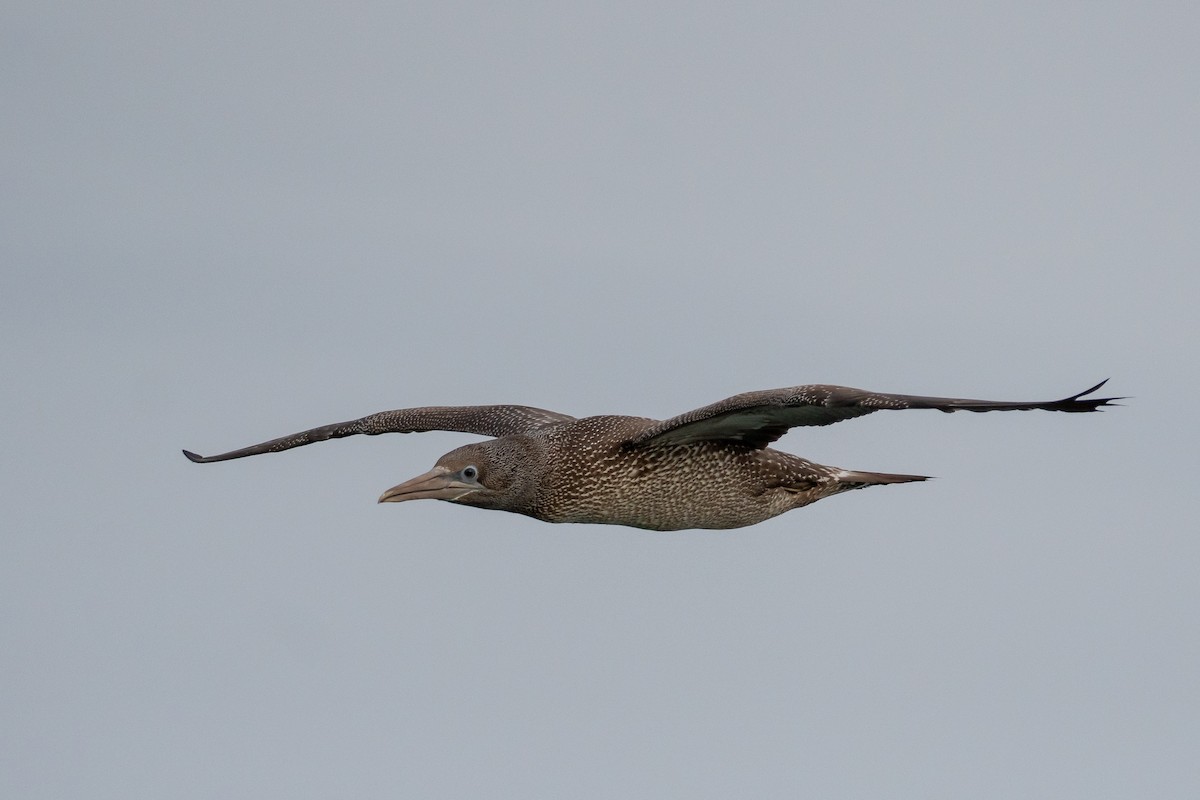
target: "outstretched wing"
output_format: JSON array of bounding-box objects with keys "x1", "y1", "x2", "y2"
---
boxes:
[
  {"x1": 626, "y1": 380, "x2": 1121, "y2": 450},
  {"x1": 183, "y1": 404, "x2": 575, "y2": 463}
]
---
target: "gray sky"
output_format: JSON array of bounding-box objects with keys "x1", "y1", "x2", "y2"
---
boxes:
[{"x1": 3, "y1": 3, "x2": 1197, "y2": 798}]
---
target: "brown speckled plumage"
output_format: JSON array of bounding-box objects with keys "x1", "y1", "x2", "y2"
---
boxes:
[{"x1": 183, "y1": 380, "x2": 1120, "y2": 531}]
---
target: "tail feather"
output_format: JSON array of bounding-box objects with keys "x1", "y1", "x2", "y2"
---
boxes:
[{"x1": 836, "y1": 469, "x2": 931, "y2": 487}]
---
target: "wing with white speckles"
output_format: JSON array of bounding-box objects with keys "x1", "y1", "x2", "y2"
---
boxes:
[
  {"x1": 627, "y1": 380, "x2": 1121, "y2": 449},
  {"x1": 183, "y1": 405, "x2": 575, "y2": 463}
]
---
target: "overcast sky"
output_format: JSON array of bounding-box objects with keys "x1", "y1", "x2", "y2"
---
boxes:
[{"x1": 3, "y1": 3, "x2": 1197, "y2": 798}]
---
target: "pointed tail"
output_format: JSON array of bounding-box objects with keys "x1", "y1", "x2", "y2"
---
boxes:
[{"x1": 835, "y1": 469, "x2": 931, "y2": 487}]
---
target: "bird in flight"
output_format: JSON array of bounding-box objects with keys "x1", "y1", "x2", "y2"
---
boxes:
[{"x1": 184, "y1": 380, "x2": 1120, "y2": 531}]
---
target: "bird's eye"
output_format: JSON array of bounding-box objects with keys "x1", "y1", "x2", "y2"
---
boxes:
[{"x1": 461, "y1": 465, "x2": 479, "y2": 481}]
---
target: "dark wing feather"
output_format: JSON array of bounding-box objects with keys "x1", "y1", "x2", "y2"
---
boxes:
[
  {"x1": 627, "y1": 380, "x2": 1121, "y2": 449},
  {"x1": 183, "y1": 405, "x2": 575, "y2": 463}
]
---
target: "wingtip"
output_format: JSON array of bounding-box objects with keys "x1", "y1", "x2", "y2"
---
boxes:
[
  {"x1": 182, "y1": 449, "x2": 206, "y2": 463},
  {"x1": 1060, "y1": 378, "x2": 1124, "y2": 411},
  {"x1": 1078, "y1": 378, "x2": 1109, "y2": 397}
]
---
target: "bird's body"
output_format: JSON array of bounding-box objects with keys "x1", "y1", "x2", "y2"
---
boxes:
[
  {"x1": 184, "y1": 380, "x2": 1120, "y2": 531},
  {"x1": 491, "y1": 415, "x2": 918, "y2": 530}
]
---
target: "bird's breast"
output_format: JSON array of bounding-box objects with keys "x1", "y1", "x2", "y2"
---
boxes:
[{"x1": 534, "y1": 428, "x2": 819, "y2": 530}]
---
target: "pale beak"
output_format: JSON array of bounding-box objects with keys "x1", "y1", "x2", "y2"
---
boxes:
[{"x1": 378, "y1": 467, "x2": 478, "y2": 503}]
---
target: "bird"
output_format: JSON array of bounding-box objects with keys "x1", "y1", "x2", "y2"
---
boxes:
[{"x1": 183, "y1": 379, "x2": 1121, "y2": 531}]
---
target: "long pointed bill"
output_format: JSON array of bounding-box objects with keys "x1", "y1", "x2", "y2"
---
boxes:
[{"x1": 378, "y1": 467, "x2": 478, "y2": 504}]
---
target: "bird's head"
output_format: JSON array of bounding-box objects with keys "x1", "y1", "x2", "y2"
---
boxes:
[{"x1": 377, "y1": 439, "x2": 537, "y2": 512}]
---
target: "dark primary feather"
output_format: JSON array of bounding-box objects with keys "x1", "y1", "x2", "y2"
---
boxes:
[
  {"x1": 627, "y1": 380, "x2": 1122, "y2": 449},
  {"x1": 182, "y1": 404, "x2": 574, "y2": 463}
]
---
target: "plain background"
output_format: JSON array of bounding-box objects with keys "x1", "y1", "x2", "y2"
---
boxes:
[{"x1": 4, "y1": 3, "x2": 1197, "y2": 798}]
